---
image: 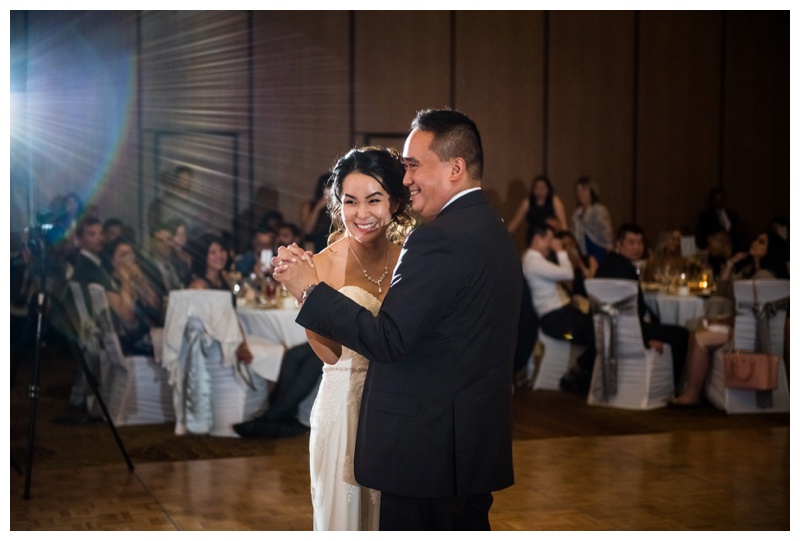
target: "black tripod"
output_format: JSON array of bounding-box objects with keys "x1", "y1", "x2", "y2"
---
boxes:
[{"x1": 21, "y1": 233, "x2": 134, "y2": 499}]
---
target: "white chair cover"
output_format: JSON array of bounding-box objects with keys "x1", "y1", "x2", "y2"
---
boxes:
[
  {"x1": 532, "y1": 334, "x2": 586, "y2": 391},
  {"x1": 67, "y1": 281, "x2": 105, "y2": 415},
  {"x1": 86, "y1": 284, "x2": 174, "y2": 425},
  {"x1": 163, "y1": 290, "x2": 277, "y2": 437},
  {"x1": 585, "y1": 279, "x2": 674, "y2": 410},
  {"x1": 705, "y1": 279, "x2": 789, "y2": 413},
  {"x1": 163, "y1": 290, "x2": 242, "y2": 382},
  {"x1": 69, "y1": 281, "x2": 101, "y2": 351}
]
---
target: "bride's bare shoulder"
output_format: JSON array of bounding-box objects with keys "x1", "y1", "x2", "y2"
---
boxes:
[{"x1": 313, "y1": 239, "x2": 346, "y2": 279}]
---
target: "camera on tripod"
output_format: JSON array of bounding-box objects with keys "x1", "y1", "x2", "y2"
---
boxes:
[{"x1": 25, "y1": 209, "x2": 60, "y2": 255}]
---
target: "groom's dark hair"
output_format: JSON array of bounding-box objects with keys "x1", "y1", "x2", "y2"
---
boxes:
[{"x1": 411, "y1": 108, "x2": 483, "y2": 180}]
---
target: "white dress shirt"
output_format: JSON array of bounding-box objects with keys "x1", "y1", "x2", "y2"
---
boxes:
[{"x1": 522, "y1": 249, "x2": 573, "y2": 316}]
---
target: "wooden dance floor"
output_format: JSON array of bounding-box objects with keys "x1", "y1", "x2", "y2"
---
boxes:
[{"x1": 10, "y1": 426, "x2": 789, "y2": 530}]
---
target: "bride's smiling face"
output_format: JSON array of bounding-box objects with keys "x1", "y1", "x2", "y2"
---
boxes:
[{"x1": 341, "y1": 172, "x2": 394, "y2": 243}]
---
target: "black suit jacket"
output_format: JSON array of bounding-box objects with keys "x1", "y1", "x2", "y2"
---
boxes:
[
  {"x1": 72, "y1": 252, "x2": 113, "y2": 302},
  {"x1": 297, "y1": 190, "x2": 522, "y2": 498}
]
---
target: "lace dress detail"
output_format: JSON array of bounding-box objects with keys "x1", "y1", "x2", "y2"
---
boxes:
[{"x1": 309, "y1": 285, "x2": 382, "y2": 531}]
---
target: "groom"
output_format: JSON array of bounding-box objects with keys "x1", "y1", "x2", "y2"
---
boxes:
[{"x1": 275, "y1": 109, "x2": 522, "y2": 530}]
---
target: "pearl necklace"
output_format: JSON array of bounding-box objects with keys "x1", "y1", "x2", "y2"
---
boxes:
[{"x1": 347, "y1": 237, "x2": 389, "y2": 294}]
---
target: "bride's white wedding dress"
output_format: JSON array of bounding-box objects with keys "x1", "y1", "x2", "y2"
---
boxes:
[{"x1": 309, "y1": 285, "x2": 381, "y2": 531}]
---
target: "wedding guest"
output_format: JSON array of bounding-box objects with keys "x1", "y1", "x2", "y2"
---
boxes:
[
  {"x1": 187, "y1": 233, "x2": 232, "y2": 291},
  {"x1": 722, "y1": 231, "x2": 788, "y2": 283},
  {"x1": 595, "y1": 223, "x2": 689, "y2": 388},
  {"x1": 571, "y1": 176, "x2": 614, "y2": 264},
  {"x1": 275, "y1": 222, "x2": 303, "y2": 250},
  {"x1": 233, "y1": 342, "x2": 322, "y2": 438},
  {"x1": 165, "y1": 218, "x2": 193, "y2": 286},
  {"x1": 148, "y1": 165, "x2": 212, "y2": 237},
  {"x1": 102, "y1": 218, "x2": 125, "y2": 245},
  {"x1": 70, "y1": 216, "x2": 112, "y2": 300},
  {"x1": 506, "y1": 174, "x2": 568, "y2": 238},
  {"x1": 555, "y1": 229, "x2": 597, "y2": 300},
  {"x1": 144, "y1": 223, "x2": 186, "y2": 294},
  {"x1": 643, "y1": 229, "x2": 688, "y2": 282},
  {"x1": 259, "y1": 209, "x2": 284, "y2": 233},
  {"x1": 301, "y1": 173, "x2": 334, "y2": 253},
  {"x1": 524, "y1": 225, "x2": 596, "y2": 393},
  {"x1": 706, "y1": 228, "x2": 733, "y2": 279},
  {"x1": 234, "y1": 226, "x2": 276, "y2": 277},
  {"x1": 187, "y1": 232, "x2": 253, "y2": 365},
  {"x1": 670, "y1": 229, "x2": 785, "y2": 406},
  {"x1": 102, "y1": 236, "x2": 162, "y2": 356},
  {"x1": 695, "y1": 188, "x2": 743, "y2": 252}
]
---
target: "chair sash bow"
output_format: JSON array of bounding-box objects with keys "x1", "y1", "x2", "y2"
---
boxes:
[
  {"x1": 590, "y1": 294, "x2": 638, "y2": 401},
  {"x1": 736, "y1": 295, "x2": 789, "y2": 355},
  {"x1": 179, "y1": 317, "x2": 218, "y2": 435},
  {"x1": 735, "y1": 282, "x2": 789, "y2": 408}
]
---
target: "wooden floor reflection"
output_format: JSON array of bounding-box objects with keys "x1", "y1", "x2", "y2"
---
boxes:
[{"x1": 10, "y1": 426, "x2": 789, "y2": 530}]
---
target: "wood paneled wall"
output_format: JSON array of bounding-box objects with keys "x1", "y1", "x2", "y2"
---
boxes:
[
  {"x1": 11, "y1": 11, "x2": 788, "y2": 253},
  {"x1": 548, "y1": 11, "x2": 636, "y2": 241},
  {"x1": 456, "y1": 11, "x2": 545, "y2": 249},
  {"x1": 637, "y1": 11, "x2": 723, "y2": 239}
]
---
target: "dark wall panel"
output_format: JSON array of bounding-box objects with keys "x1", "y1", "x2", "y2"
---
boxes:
[
  {"x1": 548, "y1": 10, "x2": 636, "y2": 238},
  {"x1": 354, "y1": 11, "x2": 451, "y2": 138},
  {"x1": 141, "y1": 11, "x2": 250, "y2": 237},
  {"x1": 636, "y1": 11, "x2": 722, "y2": 245},
  {"x1": 456, "y1": 10, "x2": 544, "y2": 233},
  {"x1": 251, "y1": 11, "x2": 350, "y2": 232},
  {"x1": 722, "y1": 11, "x2": 790, "y2": 241}
]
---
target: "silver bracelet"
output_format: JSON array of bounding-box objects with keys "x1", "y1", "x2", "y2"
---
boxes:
[{"x1": 296, "y1": 283, "x2": 318, "y2": 307}]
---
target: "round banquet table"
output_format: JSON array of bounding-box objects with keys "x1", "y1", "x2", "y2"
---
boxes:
[
  {"x1": 237, "y1": 298, "x2": 307, "y2": 349},
  {"x1": 643, "y1": 290, "x2": 707, "y2": 329}
]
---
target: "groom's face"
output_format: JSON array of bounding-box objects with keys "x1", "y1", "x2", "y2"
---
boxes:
[{"x1": 402, "y1": 128, "x2": 454, "y2": 220}]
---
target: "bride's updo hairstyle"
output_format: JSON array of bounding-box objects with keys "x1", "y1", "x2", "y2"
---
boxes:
[{"x1": 326, "y1": 146, "x2": 415, "y2": 245}]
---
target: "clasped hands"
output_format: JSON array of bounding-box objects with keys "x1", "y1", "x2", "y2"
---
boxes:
[{"x1": 271, "y1": 243, "x2": 319, "y2": 303}]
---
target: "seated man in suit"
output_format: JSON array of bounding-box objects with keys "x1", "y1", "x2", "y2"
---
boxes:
[
  {"x1": 522, "y1": 224, "x2": 596, "y2": 393},
  {"x1": 62, "y1": 216, "x2": 113, "y2": 412},
  {"x1": 144, "y1": 222, "x2": 186, "y2": 294},
  {"x1": 595, "y1": 223, "x2": 689, "y2": 388},
  {"x1": 70, "y1": 216, "x2": 113, "y2": 299}
]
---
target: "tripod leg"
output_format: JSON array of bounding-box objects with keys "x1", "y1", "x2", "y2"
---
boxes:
[
  {"x1": 23, "y1": 293, "x2": 45, "y2": 499},
  {"x1": 66, "y1": 338, "x2": 134, "y2": 471}
]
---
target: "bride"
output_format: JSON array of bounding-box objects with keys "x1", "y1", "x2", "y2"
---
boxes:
[{"x1": 289, "y1": 147, "x2": 413, "y2": 530}]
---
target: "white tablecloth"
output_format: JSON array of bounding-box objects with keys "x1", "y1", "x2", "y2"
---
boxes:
[
  {"x1": 237, "y1": 301, "x2": 307, "y2": 349},
  {"x1": 644, "y1": 291, "x2": 707, "y2": 329}
]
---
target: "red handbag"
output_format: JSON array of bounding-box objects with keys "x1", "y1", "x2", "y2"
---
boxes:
[{"x1": 723, "y1": 350, "x2": 779, "y2": 391}]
